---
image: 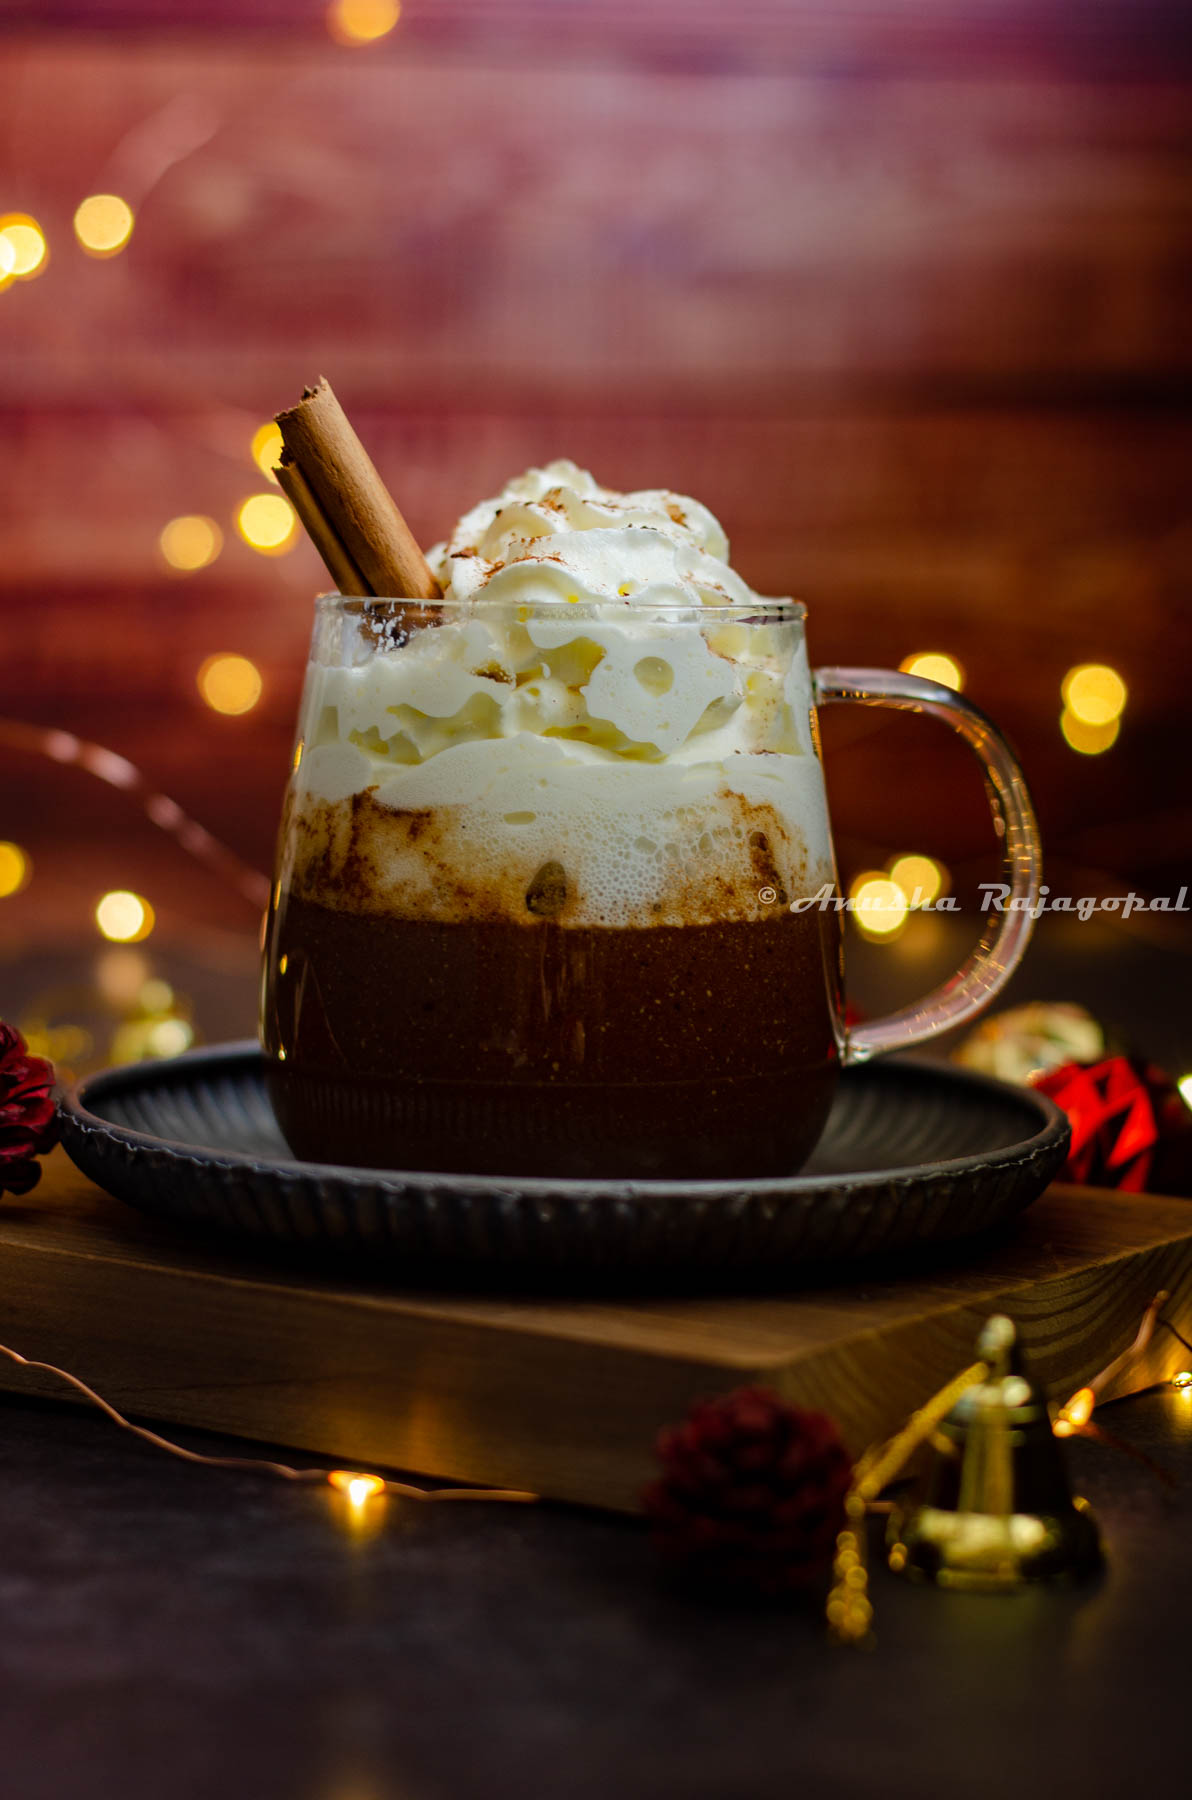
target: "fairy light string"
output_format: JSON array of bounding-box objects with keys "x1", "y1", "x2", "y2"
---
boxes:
[
  {"x1": 0, "y1": 717, "x2": 270, "y2": 911},
  {"x1": 0, "y1": 1342, "x2": 538, "y2": 1508}
]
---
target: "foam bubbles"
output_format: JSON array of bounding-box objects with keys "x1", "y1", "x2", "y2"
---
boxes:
[{"x1": 294, "y1": 736, "x2": 832, "y2": 926}]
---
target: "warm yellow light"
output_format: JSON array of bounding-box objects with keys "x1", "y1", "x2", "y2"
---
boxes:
[
  {"x1": 197, "y1": 653, "x2": 263, "y2": 716},
  {"x1": 328, "y1": 1470, "x2": 386, "y2": 1504},
  {"x1": 96, "y1": 946, "x2": 150, "y2": 1008},
  {"x1": 0, "y1": 236, "x2": 14, "y2": 281},
  {"x1": 73, "y1": 193, "x2": 135, "y2": 257},
  {"x1": 1054, "y1": 1385, "x2": 1095, "y2": 1437},
  {"x1": 146, "y1": 1018, "x2": 193, "y2": 1058},
  {"x1": 1172, "y1": 1371, "x2": 1192, "y2": 1391},
  {"x1": 1067, "y1": 1386, "x2": 1095, "y2": 1427},
  {"x1": 888, "y1": 853, "x2": 946, "y2": 908},
  {"x1": 848, "y1": 872, "x2": 909, "y2": 940},
  {"x1": 250, "y1": 421, "x2": 285, "y2": 484},
  {"x1": 899, "y1": 651, "x2": 964, "y2": 692},
  {"x1": 1062, "y1": 663, "x2": 1127, "y2": 726},
  {"x1": 1060, "y1": 708, "x2": 1119, "y2": 756},
  {"x1": 0, "y1": 842, "x2": 31, "y2": 898},
  {"x1": 0, "y1": 214, "x2": 48, "y2": 279},
  {"x1": 160, "y1": 514, "x2": 222, "y2": 572},
  {"x1": 327, "y1": 0, "x2": 401, "y2": 45},
  {"x1": 236, "y1": 492, "x2": 296, "y2": 554},
  {"x1": 1178, "y1": 1075, "x2": 1192, "y2": 1112},
  {"x1": 95, "y1": 890, "x2": 155, "y2": 944}
]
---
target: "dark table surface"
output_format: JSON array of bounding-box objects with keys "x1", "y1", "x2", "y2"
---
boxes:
[{"x1": 1, "y1": 1383, "x2": 1189, "y2": 1800}]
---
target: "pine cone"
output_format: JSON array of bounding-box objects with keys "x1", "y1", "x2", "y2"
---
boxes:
[
  {"x1": 643, "y1": 1387, "x2": 853, "y2": 1596},
  {"x1": 0, "y1": 1022, "x2": 59, "y2": 1197}
]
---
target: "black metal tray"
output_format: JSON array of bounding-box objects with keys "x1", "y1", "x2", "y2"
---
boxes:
[{"x1": 57, "y1": 1043, "x2": 1070, "y2": 1278}]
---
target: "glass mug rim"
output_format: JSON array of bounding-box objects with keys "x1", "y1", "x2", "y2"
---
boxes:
[{"x1": 313, "y1": 590, "x2": 808, "y2": 625}]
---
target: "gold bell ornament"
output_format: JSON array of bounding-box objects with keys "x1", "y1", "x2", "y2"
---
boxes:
[
  {"x1": 888, "y1": 1314, "x2": 1103, "y2": 1590},
  {"x1": 828, "y1": 1313, "x2": 1104, "y2": 1642}
]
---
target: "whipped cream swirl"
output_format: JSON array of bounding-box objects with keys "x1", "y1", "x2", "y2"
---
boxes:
[{"x1": 429, "y1": 459, "x2": 755, "y2": 611}]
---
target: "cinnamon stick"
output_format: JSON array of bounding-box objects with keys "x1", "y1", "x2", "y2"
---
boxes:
[
  {"x1": 275, "y1": 378, "x2": 441, "y2": 600},
  {"x1": 275, "y1": 453, "x2": 368, "y2": 597}
]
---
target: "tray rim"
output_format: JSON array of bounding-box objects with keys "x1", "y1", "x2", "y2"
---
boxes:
[{"x1": 60, "y1": 1039, "x2": 1071, "y2": 1200}]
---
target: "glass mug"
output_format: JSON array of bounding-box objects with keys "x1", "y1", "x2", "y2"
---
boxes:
[{"x1": 261, "y1": 595, "x2": 1040, "y2": 1179}]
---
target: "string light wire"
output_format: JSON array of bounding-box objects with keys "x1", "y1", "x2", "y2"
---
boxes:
[
  {"x1": 0, "y1": 1341, "x2": 538, "y2": 1505},
  {"x1": 1054, "y1": 1289, "x2": 1169, "y2": 1434},
  {"x1": 0, "y1": 717, "x2": 270, "y2": 910}
]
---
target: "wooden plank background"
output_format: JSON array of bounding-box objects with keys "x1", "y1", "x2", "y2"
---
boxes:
[{"x1": 2, "y1": 1, "x2": 1191, "y2": 951}]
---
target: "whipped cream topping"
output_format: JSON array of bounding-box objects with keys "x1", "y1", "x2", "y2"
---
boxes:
[
  {"x1": 285, "y1": 461, "x2": 834, "y2": 926},
  {"x1": 428, "y1": 459, "x2": 753, "y2": 610},
  {"x1": 306, "y1": 459, "x2": 807, "y2": 765}
]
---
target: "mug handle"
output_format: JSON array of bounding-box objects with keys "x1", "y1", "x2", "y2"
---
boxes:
[{"x1": 812, "y1": 667, "x2": 1042, "y2": 1065}]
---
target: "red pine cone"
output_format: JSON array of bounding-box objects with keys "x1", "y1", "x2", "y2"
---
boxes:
[
  {"x1": 0, "y1": 1021, "x2": 59, "y2": 1197},
  {"x1": 643, "y1": 1387, "x2": 853, "y2": 1597}
]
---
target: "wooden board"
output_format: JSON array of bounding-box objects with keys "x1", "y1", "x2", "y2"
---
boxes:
[{"x1": 3, "y1": 1150, "x2": 1192, "y2": 1512}]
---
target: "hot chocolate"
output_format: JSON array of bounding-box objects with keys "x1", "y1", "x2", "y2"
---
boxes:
[
  {"x1": 261, "y1": 461, "x2": 845, "y2": 1177},
  {"x1": 264, "y1": 896, "x2": 840, "y2": 1180}
]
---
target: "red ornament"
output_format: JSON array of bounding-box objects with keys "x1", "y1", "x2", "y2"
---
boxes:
[
  {"x1": 643, "y1": 1387, "x2": 853, "y2": 1596},
  {"x1": 0, "y1": 1022, "x2": 59, "y2": 1197},
  {"x1": 1033, "y1": 1056, "x2": 1192, "y2": 1196}
]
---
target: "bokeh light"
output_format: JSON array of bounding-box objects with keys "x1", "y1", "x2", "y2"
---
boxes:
[
  {"x1": 1178, "y1": 1074, "x2": 1192, "y2": 1112},
  {"x1": 0, "y1": 237, "x2": 15, "y2": 282},
  {"x1": 1172, "y1": 1371, "x2": 1192, "y2": 1391},
  {"x1": 236, "y1": 492, "x2": 296, "y2": 554},
  {"x1": 899, "y1": 651, "x2": 965, "y2": 692},
  {"x1": 96, "y1": 946, "x2": 150, "y2": 1008},
  {"x1": 197, "y1": 652, "x2": 263, "y2": 715},
  {"x1": 73, "y1": 193, "x2": 135, "y2": 257},
  {"x1": 96, "y1": 890, "x2": 155, "y2": 943},
  {"x1": 888, "y1": 853, "x2": 947, "y2": 907},
  {"x1": 0, "y1": 842, "x2": 31, "y2": 897},
  {"x1": 1061, "y1": 709, "x2": 1120, "y2": 755},
  {"x1": 0, "y1": 214, "x2": 48, "y2": 280},
  {"x1": 110, "y1": 1002, "x2": 195, "y2": 1065},
  {"x1": 327, "y1": 0, "x2": 402, "y2": 46},
  {"x1": 146, "y1": 1018, "x2": 193, "y2": 1058},
  {"x1": 250, "y1": 421, "x2": 285, "y2": 483},
  {"x1": 1062, "y1": 662, "x2": 1127, "y2": 726},
  {"x1": 848, "y1": 871, "x2": 909, "y2": 940},
  {"x1": 160, "y1": 514, "x2": 222, "y2": 572}
]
